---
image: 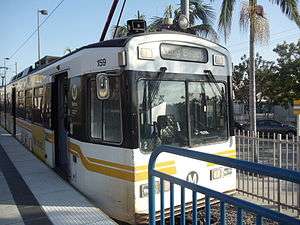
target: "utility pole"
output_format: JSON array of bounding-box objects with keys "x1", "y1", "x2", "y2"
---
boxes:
[
  {"x1": 3, "y1": 58, "x2": 9, "y2": 129},
  {"x1": 178, "y1": 0, "x2": 190, "y2": 30},
  {"x1": 181, "y1": 0, "x2": 189, "y2": 23},
  {"x1": 15, "y1": 62, "x2": 17, "y2": 76}
]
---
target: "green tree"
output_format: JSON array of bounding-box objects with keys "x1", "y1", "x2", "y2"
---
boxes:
[
  {"x1": 271, "y1": 40, "x2": 300, "y2": 106},
  {"x1": 233, "y1": 40, "x2": 300, "y2": 107},
  {"x1": 233, "y1": 53, "x2": 275, "y2": 105},
  {"x1": 212, "y1": 0, "x2": 300, "y2": 133}
]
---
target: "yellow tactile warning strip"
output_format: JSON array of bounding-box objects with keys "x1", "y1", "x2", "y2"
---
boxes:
[
  {"x1": 207, "y1": 149, "x2": 236, "y2": 167},
  {"x1": 68, "y1": 142, "x2": 176, "y2": 182}
]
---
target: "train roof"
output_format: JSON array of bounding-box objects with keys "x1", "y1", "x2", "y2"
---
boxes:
[{"x1": 8, "y1": 31, "x2": 228, "y2": 84}]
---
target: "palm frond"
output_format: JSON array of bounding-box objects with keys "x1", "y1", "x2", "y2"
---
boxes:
[
  {"x1": 240, "y1": 1, "x2": 250, "y2": 32},
  {"x1": 218, "y1": 0, "x2": 236, "y2": 41},
  {"x1": 148, "y1": 16, "x2": 164, "y2": 32},
  {"x1": 189, "y1": 0, "x2": 215, "y2": 25},
  {"x1": 190, "y1": 24, "x2": 219, "y2": 41},
  {"x1": 253, "y1": 14, "x2": 270, "y2": 45},
  {"x1": 269, "y1": 0, "x2": 300, "y2": 26},
  {"x1": 111, "y1": 25, "x2": 128, "y2": 38},
  {"x1": 239, "y1": 3, "x2": 270, "y2": 45}
]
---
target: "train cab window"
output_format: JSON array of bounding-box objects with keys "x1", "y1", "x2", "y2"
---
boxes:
[
  {"x1": 103, "y1": 76, "x2": 121, "y2": 142},
  {"x1": 90, "y1": 81, "x2": 102, "y2": 139},
  {"x1": 138, "y1": 80, "x2": 188, "y2": 152},
  {"x1": 32, "y1": 87, "x2": 43, "y2": 124},
  {"x1": 25, "y1": 89, "x2": 33, "y2": 121},
  {"x1": 89, "y1": 76, "x2": 122, "y2": 143},
  {"x1": 188, "y1": 82, "x2": 228, "y2": 145}
]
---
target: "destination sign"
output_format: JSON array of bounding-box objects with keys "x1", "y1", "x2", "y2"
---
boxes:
[{"x1": 160, "y1": 43, "x2": 208, "y2": 63}]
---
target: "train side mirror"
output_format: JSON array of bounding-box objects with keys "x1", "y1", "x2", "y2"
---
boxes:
[{"x1": 96, "y1": 74, "x2": 110, "y2": 99}]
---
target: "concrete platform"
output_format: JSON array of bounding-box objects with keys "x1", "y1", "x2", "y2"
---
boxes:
[{"x1": 0, "y1": 127, "x2": 117, "y2": 225}]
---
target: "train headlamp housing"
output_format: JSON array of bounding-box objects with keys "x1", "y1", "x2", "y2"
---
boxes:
[
  {"x1": 96, "y1": 74, "x2": 110, "y2": 99},
  {"x1": 178, "y1": 14, "x2": 189, "y2": 30},
  {"x1": 210, "y1": 167, "x2": 233, "y2": 180},
  {"x1": 213, "y1": 54, "x2": 226, "y2": 66},
  {"x1": 138, "y1": 47, "x2": 154, "y2": 60},
  {"x1": 139, "y1": 181, "x2": 170, "y2": 198}
]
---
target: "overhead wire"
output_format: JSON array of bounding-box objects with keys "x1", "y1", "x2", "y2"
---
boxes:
[
  {"x1": 230, "y1": 32, "x2": 300, "y2": 55},
  {"x1": 9, "y1": 0, "x2": 65, "y2": 59},
  {"x1": 113, "y1": 0, "x2": 127, "y2": 39},
  {"x1": 227, "y1": 28, "x2": 299, "y2": 48}
]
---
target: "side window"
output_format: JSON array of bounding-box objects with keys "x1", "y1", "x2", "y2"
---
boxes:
[
  {"x1": 89, "y1": 76, "x2": 122, "y2": 143},
  {"x1": 42, "y1": 84, "x2": 52, "y2": 129},
  {"x1": 25, "y1": 89, "x2": 33, "y2": 121},
  {"x1": 32, "y1": 87, "x2": 43, "y2": 124},
  {"x1": 17, "y1": 90, "x2": 25, "y2": 118}
]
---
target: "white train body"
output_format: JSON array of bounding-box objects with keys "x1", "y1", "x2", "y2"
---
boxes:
[{"x1": 0, "y1": 32, "x2": 235, "y2": 224}]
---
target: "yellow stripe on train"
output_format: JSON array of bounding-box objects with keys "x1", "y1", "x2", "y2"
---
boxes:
[
  {"x1": 207, "y1": 149, "x2": 236, "y2": 167},
  {"x1": 69, "y1": 142, "x2": 176, "y2": 182}
]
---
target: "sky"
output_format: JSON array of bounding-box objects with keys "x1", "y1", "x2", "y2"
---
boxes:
[{"x1": 0, "y1": 0, "x2": 299, "y2": 81}]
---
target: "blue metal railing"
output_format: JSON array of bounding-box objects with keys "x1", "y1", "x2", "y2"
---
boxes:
[{"x1": 148, "y1": 145, "x2": 300, "y2": 225}]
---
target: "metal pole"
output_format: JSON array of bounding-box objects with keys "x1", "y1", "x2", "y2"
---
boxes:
[
  {"x1": 99, "y1": 0, "x2": 120, "y2": 42},
  {"x1": 37, "y1": 10, "x2": 40, "y2": 65},
  {"x1": 181, "y1": 0, "x2": 190, "y2": 25},
  {"x1": 297, "y1": 135, "x2": 300, "y2": 217},
  {"x1": 3, "y1": 59, "x2": 7, "y2": 129},
  {"x1": 297, "y1": 115, "x2": 300, "y2": 137}
]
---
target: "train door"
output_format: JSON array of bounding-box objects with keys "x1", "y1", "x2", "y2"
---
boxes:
[
  {"x1": 11, "y1": 87, "x2": 16, "y2": 136},
  {"x1": 53, "y1": 73, "x2": 69, "y2": 179}
]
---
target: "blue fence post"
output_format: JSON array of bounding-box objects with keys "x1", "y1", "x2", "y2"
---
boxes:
[
  {"x1": 220, "y1": 201, "x2": 226, "y2": 225},
  {"x1": 160, "y1": 178, "x2": 165, "y2": 225},
  {"x1": 148, "y1": 151, "x2": 157, "y2": 225},
  {"x1": 205, "y1": 195, "x2": 211, "y2": 225},
  {"x1": 180, "y1": 187, "x2": 185, "y2": 225},
  {"x1": 237, "y1": 208, "x2": 243, "y2": 225},
  {"x1": 170, "y1": 183, "x2": 175, "y2": 225},
  {"x1": 192, "y1": 191, "x2": 197, "y2": 225}
]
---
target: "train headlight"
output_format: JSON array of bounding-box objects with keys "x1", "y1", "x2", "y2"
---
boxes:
[
  {"x1": 210, "y1": 168, "x2": 222, "y2": 180},
  {"x1": 213, "y1": 54, "x2": 225, "y2": 66},
  {"x1": 223, "y1": 167, "x2": 233, "y2": 176},
  {"x1": 140, "y1": 182, "x2": 158, "y2": 198},
  {"x1": 139, "y1": 181, "x2": 170, "y2": 198},
  {"x1": 138, "y1": 47, "x2": 154, "y2": 60}
]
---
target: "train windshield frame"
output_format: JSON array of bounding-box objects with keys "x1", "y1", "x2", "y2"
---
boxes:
[{"x1": 137, "y1": 77, "x2": 228, "y2": 152}]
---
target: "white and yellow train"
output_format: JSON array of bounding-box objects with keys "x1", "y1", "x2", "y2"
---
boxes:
[{"x1": 0, "y1": 31, "x2": 235, "y2": 224}]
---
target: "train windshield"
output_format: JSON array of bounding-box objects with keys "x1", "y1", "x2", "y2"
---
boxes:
[{"x1": 138, "y1": 79, "x2": 228, "y2": 152}]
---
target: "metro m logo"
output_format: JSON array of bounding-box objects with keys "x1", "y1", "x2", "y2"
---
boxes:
[{"x1": 186, "y1": 171, "x2": 199, "y2": 184}]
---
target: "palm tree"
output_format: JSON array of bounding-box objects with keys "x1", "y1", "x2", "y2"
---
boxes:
[
  {"x1": 212, "y1": 0, "x2": 300, "y2": 134},
  {"x1": 149, "y1": 0, "x2": 218, "y2": 41},
  {"x1": 64, "y1": 47, "x2": 72, "y2": 55}
]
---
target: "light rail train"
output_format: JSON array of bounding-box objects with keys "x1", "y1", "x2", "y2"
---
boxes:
[{"x1": 0, "y1": 30, "x2": 236, "y2": 224}]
